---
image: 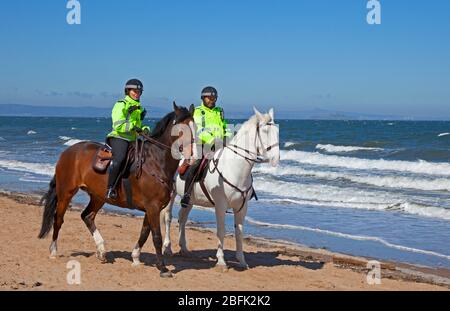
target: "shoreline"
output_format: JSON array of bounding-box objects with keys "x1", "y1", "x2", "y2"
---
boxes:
[{"x1": 0, "y1": 191, "x2": 449, "y2": 290}]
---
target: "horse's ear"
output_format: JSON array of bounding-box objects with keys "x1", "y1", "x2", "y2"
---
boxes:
[
  {"x1": 189, "y1": 104, "x2": 195, "y2": 115},
  {"x1": 173, "y1": 101, "x2": 179, "y2": 111},
  {"x1": 253, "y1": 106, "x2": 263, "y2": 122},
  {"x1": 269, "y1": 108, "x2": 274, "y2": 121}
]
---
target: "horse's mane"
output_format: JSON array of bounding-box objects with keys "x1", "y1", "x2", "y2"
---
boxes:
[
  {"x1": 150, "y1": 111, "x2": 176, "y2": 139},
  {"x1": 234, "y1": 113, "x2": 271, "y2": 140},
  {"x1": 150, "y1": 106, "x2": 191, "y2": 139}
]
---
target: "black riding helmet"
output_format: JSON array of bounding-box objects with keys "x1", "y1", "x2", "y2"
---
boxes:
[
  {"x1": 125, "y1": 79, "x2": 144, "y2": 95},
  {"x1": 201, "y1": 86, "x2": 218, "y2": 99}
]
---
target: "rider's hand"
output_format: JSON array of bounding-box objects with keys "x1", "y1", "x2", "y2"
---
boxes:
[
  {"x1": 142, "y1": 127, "x2": 150, "y2": 135},
  {"x1": 140, "y1": 109, "x2": 147, "y2": 120},
  {"x1": 133, "y1": 126, "x2": 143, "y2": 134},
  {"x1": 128, "y1": 106, "x2": 139, "y2": 114}
]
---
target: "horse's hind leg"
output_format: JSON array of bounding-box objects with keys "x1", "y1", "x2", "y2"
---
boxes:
[
  {"x1": 50, "y1": 188, "x2": 78, "y2": 259},
  {"x1": 161, "y1": 191, "x2": 177, "y2": 256},
  {"x1": 81, "y1": 195, "x2": 106, "y2": 263},
  {"x1": 131, "y1": 215, "x2": 151, "y2": 266},
  {"x1": 147, "y1": 206, "x2": 172, "y2": 278}
]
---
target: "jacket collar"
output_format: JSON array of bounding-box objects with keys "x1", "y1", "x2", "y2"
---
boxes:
[
  {"x1": 125, "y1": 95, "x2": 140, "y2": 105},
  {"x1": 201, "y1": 102, "x2": 216, "y2": 111}
]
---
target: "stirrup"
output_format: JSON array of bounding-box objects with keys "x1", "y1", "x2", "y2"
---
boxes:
[
  {"x1": 180, "y1": 194, "x2": 191, "y2": 208},
  {"x1": 106, "y1": 187, "x2": 117, "y2": 200}
]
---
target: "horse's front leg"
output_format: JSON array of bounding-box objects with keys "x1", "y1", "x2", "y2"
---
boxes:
[
  {"x1": 234, "y1": 202, "x2": 249, "y2": 269},
  {"x1": 131, "y1": 214, "x2": 151, "y2": 266},
  {"x1": 178, "y1": 201, "x2": 193, "y2": 256},
  {"x1": 214, "y1": 199, "x2": 228, "y2": 269}
]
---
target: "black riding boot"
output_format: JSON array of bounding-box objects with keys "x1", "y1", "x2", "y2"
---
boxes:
[
  {"x1": 106, "y1": 162, "x2": 120, "y2": 200},
  {"x1": 106, "y1": 138, "x2": 129, "y2": 200},
  {"x1": 180, "y1": 160, "x2": 201, "y2": 208}
]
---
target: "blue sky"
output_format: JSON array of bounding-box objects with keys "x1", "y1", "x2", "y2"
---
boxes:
[{"x1": 0, "y1": 0, "x2": 449, "y2": 119}]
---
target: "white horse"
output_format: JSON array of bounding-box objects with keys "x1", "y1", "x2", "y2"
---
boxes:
[{"x1": 161, "y1": 107, "x2": 280, "y2": 269}]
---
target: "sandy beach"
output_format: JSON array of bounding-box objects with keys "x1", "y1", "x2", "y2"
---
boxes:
[{"x1": 0, "y1": 192, "x2": 448, "y2": 291}]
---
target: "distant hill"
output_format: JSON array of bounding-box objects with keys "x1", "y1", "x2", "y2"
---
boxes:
[{"x1": 0, "y1": 104, "x2": 446, "y2": 120}]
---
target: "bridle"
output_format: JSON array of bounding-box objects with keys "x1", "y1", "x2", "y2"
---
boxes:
[
  {"x1": 206, "y1": 121, "x2": 279, "y2": 214},
  {"x1": 226, "y1": 122, "x2": 279, "y2": 164}
]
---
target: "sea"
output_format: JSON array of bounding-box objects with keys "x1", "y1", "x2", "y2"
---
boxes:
[{"x1": 0, "y1": 116, "x2": 449, "y2": 269}]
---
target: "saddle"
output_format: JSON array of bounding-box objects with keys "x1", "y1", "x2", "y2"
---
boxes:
[
  {"x1": 92, "y1": 139, "x2": 145, "y2": 177},
  {"x1": 178, "y1": 157, "x2": 210, "y2": 182}
]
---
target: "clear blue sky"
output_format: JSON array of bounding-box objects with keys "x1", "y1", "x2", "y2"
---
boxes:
[{"x1": 0, "y1": 0, "x2": 449, "y2": 119}]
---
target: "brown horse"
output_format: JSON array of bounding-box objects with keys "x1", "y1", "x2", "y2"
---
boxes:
[{"x1": 38, "y1": 103, "x2": 195, "y2": 277}]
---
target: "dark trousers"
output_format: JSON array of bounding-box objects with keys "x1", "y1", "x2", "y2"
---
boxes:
[
  {"x1": 107, "y1": 138, "x2": 129, "y2": 188},
  {"x1": 183, "y1": 159, "x2": 203, "y2": 196}
]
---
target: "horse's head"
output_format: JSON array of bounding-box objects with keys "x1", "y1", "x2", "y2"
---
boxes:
[
  {"x1": 170, "y1": 102, "x2": 197, "y2": 161},
  {"x1": 253, "y1": 107, "x2": 280, "y2": 167}
]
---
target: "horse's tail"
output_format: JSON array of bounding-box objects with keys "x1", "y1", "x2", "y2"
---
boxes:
[{"x1": 38, "y1": 175, "x2": 57, "y2": 239}]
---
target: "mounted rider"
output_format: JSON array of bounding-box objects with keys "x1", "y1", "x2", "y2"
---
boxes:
[
  {"x1": 106, "y1": 79, "x2": 151, "y2": 200},
  {"x1": 179, "y1": 86, "x2": 231, "y2": 208}
]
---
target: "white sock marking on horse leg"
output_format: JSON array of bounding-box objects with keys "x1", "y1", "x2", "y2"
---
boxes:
[
  {"x1": 93, "y1": 229, "x2": 105, "y2": 253},
  {"x1": 49, "y1": 241, "x2": 57, "y2": 258},
  {"x1": 131, "y1": 243, "x2": 142, "y2": 266}
]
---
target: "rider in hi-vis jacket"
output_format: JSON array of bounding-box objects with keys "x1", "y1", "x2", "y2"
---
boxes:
[
  {"x1": 180, "y1": 86, "x2": 231, "y2": 208},
  {"x1": 106, "y1": 79, "x2": 150, "y2": 200}
]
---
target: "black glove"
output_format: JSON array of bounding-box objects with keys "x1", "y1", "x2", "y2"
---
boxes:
[
  {"x1": 128, "y1": 105, "x2": 139, "y2": 114},
  {"x1": 142, "y1": 127, "x2": 150, "y2": 135},
  {"x1": 140, "y1": 109, "x2": 147, "y2": 120},
  {"x1": 133, "y1": 126, "x2": 143, "y2": 133}
]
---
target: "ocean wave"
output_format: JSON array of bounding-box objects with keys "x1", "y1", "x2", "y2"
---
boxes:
[
  {"x1": 254, "y1": 179, "x2": 450, "y2": 220},
  {"x1": 0, "y1": 137, "x2": 5, "y2": 141},
  {"x1": 0, "y1": 159, "x2": 54, "y2": 176},
  {"x1": 71, "y1": 127, "x2": 77, "y2": 130},
  {"x1": 64, "y1": 139, "x2": 85, "y2": 146},
  {"x1": 246, "y1": 217, "x2": 450, "y2": 261},
  {"x1": 438, "y1": 132, "x2": 450, "y2": 137},
  {"x1": 19, "y1": 177, "x2": 50, "y2": 183},
  {"x1": 27, "y1": 130, "x2": 37, "y2": 135},
  {"x1": 59, "y1": 136, "x2": 72, "y2": 141},
  {"x1": 254, "y1": 165, "x2": 450, "y2": 192},
  {"x1": 281, "y1": 150, "x2": 450, "y2": 176},
  {"x1": 316, "y1": 144, "x2": 383, "y2": 153}
]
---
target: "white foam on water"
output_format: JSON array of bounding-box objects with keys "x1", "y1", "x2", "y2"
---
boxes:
[
  {"x1": 281, "y1": 150, "x2": 450, "y2": 176},
  {"x1": 0, "y1": 159, "x2": 54, "y2": 176},
  {"x1": 438, "y1": 132, "x2": 450, "y2": 137},
  {"x1": 254, "y1": 165, "x2": 450, "y2": 192},
  {"x1": 284, "y1": 142, "x2": 296, "y2": 148},
  {"x1": 64, "y1": 139, "x2": 84, "y2": 146},
  {"x1": 27, "y1": 130, "x2": 37, "y2": 135},
  {"x1": 316, "y1": 144, "x2": 383, "y2": 153},
  {"x1": 245, "y1": 217, "x2": 450, "y2": 261},
  {"x1": 19, "y1": 177, "x2": 50, "y2": 183},
  {"x1": 254, "y1": 179, "x2": 450, "y2": 220},
  {"x1": 71, "y1": 127, "x2": 77, "y2": 130},
  {"x1": 59, "y1": 136, "x2": 72, "y2": 141}
]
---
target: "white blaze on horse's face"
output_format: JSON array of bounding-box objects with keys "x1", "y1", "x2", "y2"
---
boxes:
[
  {"x1": 171, "y1": 122, "x2": 195, "y2": 161},
  {"x1": 188, "y1": 120, "x2": 198, "y2": 161}
]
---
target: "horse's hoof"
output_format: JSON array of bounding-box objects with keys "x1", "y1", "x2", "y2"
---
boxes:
[
  {"x1": 96, "y1": 251, "x2": 107, "y2": 263},
  {"x1": 215, "y1": 264, "x2": 229, "y2": 273},
  {"x1": 238, "y1": 263, "x2": 249, "y2": 270},
  {"x1": 131, "y1": 261, "x2": 143, "y2": 267},
  {"x1": 160, "y1": 271, "x2": 173, "y2": 278},
  {"x1": 163, "y1": 248, "x2": 173, "y2": 257},
  {"x1": 49, "y1": 254, "x2": 57, "y2": 260}
]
